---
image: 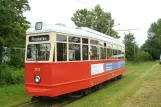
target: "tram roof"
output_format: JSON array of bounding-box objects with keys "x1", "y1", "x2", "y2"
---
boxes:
[{"x1": 26, "y1": 24, "x2": 124, "y2": 47}]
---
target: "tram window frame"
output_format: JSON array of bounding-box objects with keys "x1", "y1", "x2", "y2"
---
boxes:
[
  {"x1": 68, "y1": 43, "x2": 81, "y2": 61},
  {"x1": 68, "y1": 35, "x2": 81, "y2": 61},
  {"x1": 68, "y1": 36, "x2": 80, "y2": 43},
  {"x1": 103, "y1": 47, "x2": 106, "y2": 59},
  {"x1": 56, "y1": 34, "x2": 67, "y2": 61},
  {"x1": 56, "y1": 34, "x2": 67, "y2": 42},
  {"x1": 100, "y1": 47, "x2": 106, "y2": 59},
  {"x1": 120, "y1": 49, "x2": 125, "y2": 59},
  {"x1": 98, "y1": 41, "x2": 104, "y2": 47},
  {"x1": 82, "y1": 38, "x2": 89, "y2": 60},
  {"x1": 118, "y1": 50, "x2": 121, "y2": 55},
  {"x1": 82, "y1": 45, "x2": 88, "y2": 60},
  {"x1": 113, "y1": 49, "x2": 117, "y2": 55},
  {"x1": 82, "y1": 38, "x2": 88, "y2": 44},
  {"x1": 107, "y1": 47, "x2": 112, "y2": 59},
  {"x1": 57, "y1": 43, "x2": 67, "y2": 61},
  {"x1": 104, "y1": 43, "x2": 106, "y2": 47},
  {"x1": 90, "y1": 45, "x2": 99, "y2": 60},
  {"x1": 121, "y1": 50, "x2": 124, "y2": 54},
  {"x1": 90, "y1": 40, "x2": 99, "y2": 45},
  {"x1": 27, "y1": 43, "x2": 51, "y2": 61}
]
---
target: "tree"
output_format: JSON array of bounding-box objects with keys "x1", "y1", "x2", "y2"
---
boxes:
[
  {"x1": 141, "y1": 19, "x2": 161, "y2": 60},
  {"x1": 71, "y1": 4, "x2": 120, "y2": 38},
  {"x1": 0, "y1": 0, "x2": 30, "y2": 59},
  {"x1": 0, "y1": 0, "x2": 30, "y2": 76},
  {"x1": 123, "y1": 33, "x2": 137, "y2": 61},
  {"x1": 124, "y1": 33, "x2": 152, "y2": 62}
]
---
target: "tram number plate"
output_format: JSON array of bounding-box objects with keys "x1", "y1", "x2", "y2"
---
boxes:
[{"x1": 34, "y1": 68, "x2": 40, "y2": 71}]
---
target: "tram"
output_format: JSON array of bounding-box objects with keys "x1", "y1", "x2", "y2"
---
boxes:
[{"x1": 25, "y1": 22, "x2": 125, "y2": 98}]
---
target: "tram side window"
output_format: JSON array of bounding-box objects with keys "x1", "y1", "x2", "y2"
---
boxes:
[
  {"x1": 57, "y1": 43, "x2": 67, "y2": 61},
  {"x1": 69, "y1": 36, "x2": 80, "y2": 43},
  {"x1": 100, "y1": 47, "x2": 106, "y2": 59},
  {"x1": 27, "y1": 45, "x2": 35, "y2": 59},
  {"x1": 112, "y1": 49, "x2": 117, "y2": 59},
  {"x1": 113, "y1": 49, "x2": 117, "y2": 55},
  {"x1": 118, "y1": 50, "x2": 121, "y2": 55},
  {"x1": 90, "y1": 40, "x2": 99, "y2": 45},
  {"x1": 82, "y1": 45, "x2": 88, "y2": 60},
  {"x1": 69, "y1": 44, "x2": 80, "y2": 61},
  {"x1": 82, "y1": 38, "x2": 88, "y2": 44},
  {"x1": 121, "y1": 50, "x2": 124, "y2": 54},
  {"x1": 117, "y1": 50, "x2": 122, "y2": 59},
  {"x1": 90, "y1": 46, "x2": 99, "y2": 60},
  {"x1": 104, "y1": 48, "x2": 106, "y2": 59},
  {"x1": 121, "y1": 50, "x2": 125, "y2": 59},
  {"x1": 107, "y1": 48, "x2": 112, "y2": 59},
  {"x1": 56, "y1": 35, "x2": 67, "y2": 42},
  {"x1": 27, "y1": 44, "x2": 50, "y2": 61}
]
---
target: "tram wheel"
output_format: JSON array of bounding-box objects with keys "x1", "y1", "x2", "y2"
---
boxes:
[
  {"x1": 111, "y1": 77, "x2": 117, "y2": 82},
  {"x1": 31, "y1": 96, "x2": 39, "y2": 101},
  {"x1": 83, "y1": 88, "x2": 91, "y2": 96},
  {"x1": 117, "y1": 75, "x2": 123, "y2": 79}
]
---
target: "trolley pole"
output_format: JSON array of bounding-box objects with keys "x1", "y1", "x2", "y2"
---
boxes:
[
  {"x1": 105, "y1": 20, "x2": 120, "y2": 36},
  {"x1": 116, "y1": 28, "x2": 140, "y2": 62},
  {"x1": 105, "y1": 20, "x2": 111, "y2": 35}
]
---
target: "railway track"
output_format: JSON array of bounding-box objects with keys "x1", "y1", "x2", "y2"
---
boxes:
[
  {"x1": 12, "y1": 96, "x2": 82, "y2": 107},
  {"x1": 12, "y1": 100, "x2": 39, "y2": 107}
]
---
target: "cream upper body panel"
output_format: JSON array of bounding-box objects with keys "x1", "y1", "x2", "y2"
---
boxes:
[{"x1": 26, "y1": 23, "x2": 124, "y2": 48}]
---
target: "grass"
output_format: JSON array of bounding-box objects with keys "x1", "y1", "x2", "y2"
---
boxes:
[
  {"x1": 66, "y1": 61, "x2": 160, "y2": 107},
  {"x1": 0, "y1": 84, "x2": 31, "y2": 107},
  {"x1": 0, "y1": 61, "x2": 160, "y2": 107}
]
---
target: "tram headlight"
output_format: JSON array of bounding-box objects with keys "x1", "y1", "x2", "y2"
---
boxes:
[{"x1": 34, "y1": 75, "x2": 41, "y2": 83}]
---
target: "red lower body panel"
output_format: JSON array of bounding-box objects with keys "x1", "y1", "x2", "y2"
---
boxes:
[{"x1": 25, "y1": 60, "x2": 125, "y2": 97}]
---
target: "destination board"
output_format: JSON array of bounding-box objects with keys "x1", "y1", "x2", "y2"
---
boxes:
[{"x1": 29, "y1": 35, "x2": 49, "y2": 42}]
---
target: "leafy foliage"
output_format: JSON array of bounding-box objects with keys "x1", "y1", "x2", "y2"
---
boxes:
[
  {"x1": 141, "y1": 19, "x2": 161, "y2": 60},
  {"x1": 123, "y1": 33, "x2": 136, "y2": 61},
  {"x1": 0, "y1": 0, "x2": 30, "y2": 61},
  {"x1": 123, "y1": 33, "x2": 152, "y2": 62},
  {"x1": 0, "y1": 0, "x2": 30, "y2": 84},
  {"x1": 0, "y1": 63, "x2": 24, "y2": 85},
  {"x1": 7, "y1": 48, "x2": 25, "y2": 68},
  {"x1": 71, "y1": 4, "x2": 120, "y2": 38},
  {"x1": 136, "y1": 50, "x2": 152, "y2": 61}
]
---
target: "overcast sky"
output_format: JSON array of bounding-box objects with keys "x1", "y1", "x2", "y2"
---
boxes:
[{"x1": 24, "y1": 0, "x2": 161, "y2": 45}]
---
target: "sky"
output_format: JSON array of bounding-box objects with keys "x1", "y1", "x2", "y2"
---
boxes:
[{"x1": 24, "y1": 0, "x2": 161, "y2": 45}]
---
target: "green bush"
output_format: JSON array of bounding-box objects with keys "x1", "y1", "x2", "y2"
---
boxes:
[
  {"x1": 8, "y1": 49, "x2": 25, "y2": 68},
  {"x1": 0, "y1": 63, "x2": 24, "y2": 85},
  {"x1": 136, "y1": 50, "x2": 153, "y2": 62}
]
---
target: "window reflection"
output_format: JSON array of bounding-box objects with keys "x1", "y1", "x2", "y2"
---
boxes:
[
  {"x1": 100, "y1": 47, "x2": 106, "y2": 59},
  {"x1": 27, "y1": 44, "x2": 50, "y2": 61},
  {"x1": 69, "y1": 36, "x2": 80, "y2": 43},
  {"x1": 90, "y1": 40, "x2": 99, "y2": 45},
  {"x1": 69, "y1": 44, "x2": 80, "y2": 61},
  {"x1": 82, "y1": 38, "x2": 88, "y2": 44},
  {"x1": 82, "y1": 45, "x2": 88, "y2": 60},
  {"x1": 90, "y1": 46, "x2": 99, "y2": 60},
  {"x1": 107, "y1": 47, "x2": 112, "y2": 59},
  {"x1": 57, "y1": 43, "x2": 67, "y2": 61}
]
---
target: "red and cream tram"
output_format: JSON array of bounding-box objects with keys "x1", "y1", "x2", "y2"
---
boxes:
[{"x1": 25, "y1": 22, "x2": 125, "y2": 98}]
